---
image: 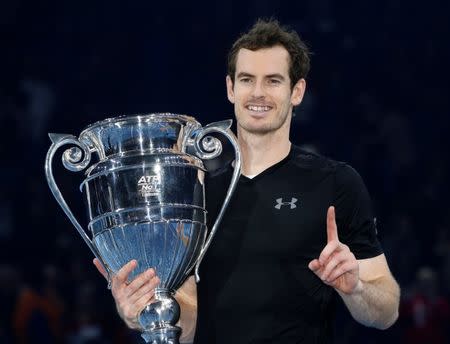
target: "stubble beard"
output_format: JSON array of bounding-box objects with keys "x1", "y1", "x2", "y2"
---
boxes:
[{"x1": 236, "y1": 106, "x2": 291, "y2": 136}]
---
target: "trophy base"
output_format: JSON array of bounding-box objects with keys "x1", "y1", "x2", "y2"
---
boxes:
[
  {"x1": 139, "y1": 289, "x2": 181, "y2": 344},
  {"x1": 141, "y1": 326, "x2": 181, "y2": 344}
]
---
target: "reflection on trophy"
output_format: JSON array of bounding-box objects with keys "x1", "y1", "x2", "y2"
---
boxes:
[{"x1": 45, "y1": 114, "x2": 241, "y2": 343}]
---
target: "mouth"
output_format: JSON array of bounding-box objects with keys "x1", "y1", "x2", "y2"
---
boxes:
[{"x1": 245, "y1": 104, "x2": 273, "y2": 116}]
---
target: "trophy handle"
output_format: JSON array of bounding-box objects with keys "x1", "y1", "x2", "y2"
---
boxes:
[
  {"x1": 44, "y1": 133, "x2": 112, "y2": 286},
  {"x1": 188, "y1": 120, "x2": 241, "y2": 282}
]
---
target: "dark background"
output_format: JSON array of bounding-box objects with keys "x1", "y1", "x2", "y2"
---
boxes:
[{"x1": 1, "y1": 0, "x2": 449, "y2": 343}]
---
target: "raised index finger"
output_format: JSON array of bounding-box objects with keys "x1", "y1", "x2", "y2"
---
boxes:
[{"x1": 327, "y1": 206, "x2": 339, "y2": 242}]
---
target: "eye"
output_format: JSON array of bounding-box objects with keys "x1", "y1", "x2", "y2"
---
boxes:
[
  {"x1": 239, "y1": 77, "x2": 252, "y2": 83},
  {"x1": 268, "y1": 78, "x2": 281, "y2": 85}
]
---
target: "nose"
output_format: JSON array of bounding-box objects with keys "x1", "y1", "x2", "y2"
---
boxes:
[{"x1": 250, "y1": 80, "x2": 265, "y2": 99}]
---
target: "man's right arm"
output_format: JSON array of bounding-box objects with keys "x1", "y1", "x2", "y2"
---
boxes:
[
  {"x1": 93, "y1": 258, "x2": 197, "y2": 342},
  {"x1": 175, "y1": 276, "x2": 197, "y2": 343}
]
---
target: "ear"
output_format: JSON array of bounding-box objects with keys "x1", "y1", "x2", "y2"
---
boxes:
[
  {"x1": 291, "y1": 78, "x2": 306, "y2": 106},
  {"x1": 226, "y1": 75, "x2": 235, "y2": 104}
]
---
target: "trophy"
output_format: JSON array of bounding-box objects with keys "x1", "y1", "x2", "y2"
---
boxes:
[{"x1": 45, "y1": 114, "x2": 241, "y2": 343}]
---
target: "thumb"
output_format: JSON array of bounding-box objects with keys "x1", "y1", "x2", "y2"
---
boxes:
[{"x1": 93, "y1": 258, "x2": 108, "y2": 280}]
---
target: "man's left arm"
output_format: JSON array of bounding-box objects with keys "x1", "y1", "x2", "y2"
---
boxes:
[
  {"x1": 309, "y1": 206, "x2": 400, "y2": 329},
  {"x1": 338, "y1": 254, "x2": 400, "y2": 329}
]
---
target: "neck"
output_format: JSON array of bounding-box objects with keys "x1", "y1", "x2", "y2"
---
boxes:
[{"x1": 237, "y1": 125, "x2": 291, "y2": 177}]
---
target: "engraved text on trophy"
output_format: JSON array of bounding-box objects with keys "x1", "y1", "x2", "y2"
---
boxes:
[{"x1": 138, "y1": 175, "x2": 161, "y2": 197}]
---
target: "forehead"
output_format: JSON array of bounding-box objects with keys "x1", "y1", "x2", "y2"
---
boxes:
[{"x1": 235, "y1": 46, "x2": 290, "y2": 76}]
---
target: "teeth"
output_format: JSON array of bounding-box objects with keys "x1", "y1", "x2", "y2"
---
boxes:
[{"x1": 247, "y1": 105, "x2": 271, "y2": 112}]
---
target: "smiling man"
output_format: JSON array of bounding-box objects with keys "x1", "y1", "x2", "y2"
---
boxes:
[
  {"x1": 228, "y1": 45, "x2": 303, "y2": 136},
  {"x1": 94, "y1": 19, "x2": 400, "y2": 343}
]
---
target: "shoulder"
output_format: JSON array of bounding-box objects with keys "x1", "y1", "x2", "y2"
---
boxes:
[
  {"x1": 290, "y1": 145, "x2": 356, "y2": 177},
  {"x1": 290, "y1": 145, "x2": 369, "y2": 196}
]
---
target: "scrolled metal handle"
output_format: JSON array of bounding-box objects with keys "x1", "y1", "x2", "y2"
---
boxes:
[
  {"x1": 45, "y1": 133, "x2": 112, "y2": 287},
  {"x1": 189, "y1": 120, "x2": 241, "y2": 282}
]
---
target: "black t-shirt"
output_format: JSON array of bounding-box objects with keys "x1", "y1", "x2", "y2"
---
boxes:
[{"x1": 194, "y1": 145, "x2": 383, "y2": 344}]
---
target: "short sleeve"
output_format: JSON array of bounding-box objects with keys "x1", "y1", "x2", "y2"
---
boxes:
[{"x1": 333, "y1": 163, "x2": 383, "y2": 259}]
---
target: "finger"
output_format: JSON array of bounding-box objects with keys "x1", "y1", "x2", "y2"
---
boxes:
[
  {"x1": 320, "y1": 248, "x2": 350, "y2": 282},
  {"x1": 318, "y1": 240, "x2": 341, "y2": 265},
  {"x1": 327, "y1": 206, "x2": 339, "y2": 243},
  {"x1": 129, "y1": 275, "x2": 160, "y2": 301},
  {"x1": 93, "y1": 258, "x2": 108, "y2": 280},
  {"x1": 326, "y1": 260, "x2": 358, "y2": 284},
  {"x1": 115, "y1": 260, "x2": 138, "y2": 284},
  {"x1": 122, "y1": 287, "x2": 159, "y2": 327},
  {"x1": 117, "y1": 294, "x2": 154, "y2": 329},
  {"x1": 133, "y1": 292, "x2": 158, "y2": 318},
  {"x1": 126, "y1": 268, "x2": 156, "y2": 297},
  {"x1": 308, "y1": 259, "x2": 322, "y2": 273}
]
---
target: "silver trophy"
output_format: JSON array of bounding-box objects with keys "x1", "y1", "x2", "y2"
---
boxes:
[{"x1": 45, "y1": 114, "x2": 241, "y2": 343}]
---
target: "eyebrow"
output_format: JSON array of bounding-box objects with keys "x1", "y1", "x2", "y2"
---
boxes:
[
  {"x1": 266, "y1": 73, "x2": 285, "y2": 80},
  {"x1": 236, "y1": 72, "x2": 254, "y2": 79},
  {"x1": 236, "y1": 72, "x2": 286, "y2": 80}
]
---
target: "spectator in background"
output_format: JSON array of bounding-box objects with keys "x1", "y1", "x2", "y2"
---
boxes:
[
  {"x1": 12, "y1": 264, "x2": 65, "y2": 344},
  {"x1": 401, "y1": 266, "x2": 450, "y2": 344},
  {"x1": 0, "y1": 264, "x2": 22, "y2": 343}
]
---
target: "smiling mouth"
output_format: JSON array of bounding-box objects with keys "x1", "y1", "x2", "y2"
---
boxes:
[{"x1": 246, "y1": 105, "x2": 272, "y2": 112}]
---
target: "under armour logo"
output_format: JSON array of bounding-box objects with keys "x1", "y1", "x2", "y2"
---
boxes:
[{"x1": 274, "y1": 198, "x2": 298, "y2": 210}]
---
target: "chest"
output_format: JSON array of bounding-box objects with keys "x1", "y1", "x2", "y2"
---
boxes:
[{"x1": 206, "y1": 170, "x2": 334, "y2": 263}]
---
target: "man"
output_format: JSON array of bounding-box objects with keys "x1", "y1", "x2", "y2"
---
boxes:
[{"x1": 94, "y1": 19, "x2": 400, "y2": 343}]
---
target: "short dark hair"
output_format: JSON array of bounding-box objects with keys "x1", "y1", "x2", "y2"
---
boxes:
[{"x1": 227, "y1": 19, "x2": 311, "y2": 89}]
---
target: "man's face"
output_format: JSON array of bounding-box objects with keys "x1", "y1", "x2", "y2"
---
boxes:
[{"x1": 226, "y1": 46, "x2": 305, "y2": 136}]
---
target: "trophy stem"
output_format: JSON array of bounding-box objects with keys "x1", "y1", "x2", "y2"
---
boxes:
[{"x1": 139, "y1": 288, "x2": 181, "y2": 344}]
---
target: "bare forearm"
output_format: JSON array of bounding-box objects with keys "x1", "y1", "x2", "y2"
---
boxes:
[
  {"x1": 338, "y1": 276, "x2": 400, "y2": 329},
  {"x1": 175, "y1": 279, "x2": 197, "y2": 343},
  {"x1": 177, "y1": 302, "x2": 196, "y2": 343}
]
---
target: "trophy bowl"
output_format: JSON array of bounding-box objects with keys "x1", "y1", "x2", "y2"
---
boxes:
[{"x1": 45, "y1": 113, "x2": 241, "y2": 343}]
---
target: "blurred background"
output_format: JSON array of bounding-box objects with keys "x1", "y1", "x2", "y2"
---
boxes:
[{"x1": 1, "y1": 0, "x2": 449, "y2": 343}]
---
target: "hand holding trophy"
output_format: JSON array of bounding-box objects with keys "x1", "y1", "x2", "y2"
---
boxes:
[{"x1": 45, "y1": 114, "x2": 241, "y2": 343}]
